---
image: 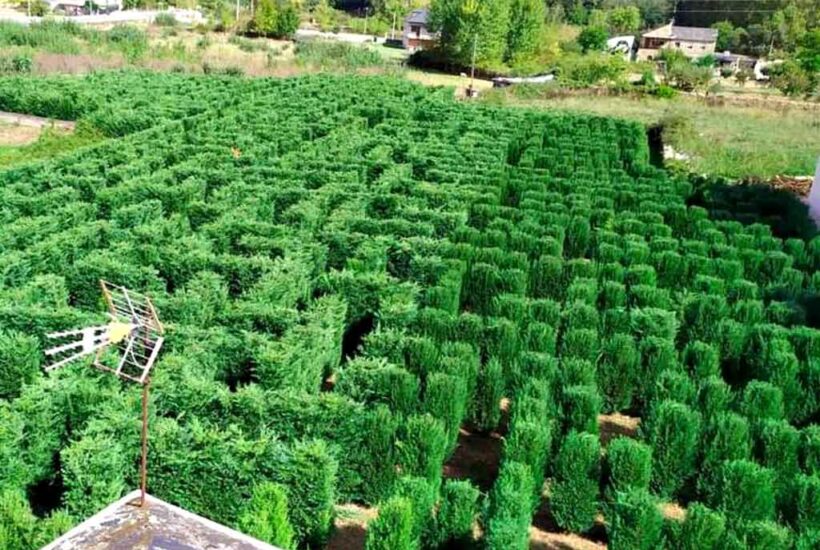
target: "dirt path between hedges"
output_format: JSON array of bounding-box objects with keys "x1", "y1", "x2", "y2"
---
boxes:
[
  {"x1": 0, "y1": 111, "x2": 76, "y2": 130},
  {"x1": 325, "y1": 408, "x2": 683, "y2": 550}
]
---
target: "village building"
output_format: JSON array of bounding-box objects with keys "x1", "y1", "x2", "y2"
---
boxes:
[
  {"x1": 403, "y1": 8, "x2": 437, "y2": 52},
  {"x1": 637, "y1": 21, "x2": 718, "y2": 61}
]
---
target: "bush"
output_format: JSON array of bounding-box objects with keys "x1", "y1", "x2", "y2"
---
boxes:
[
  {"x1": 714, "y1": 460, "x2": 775, "y2": 522},
  {"x1": 472, "y1": 358, "x2": 504, "y2": 432},
  {"x1": 736, "y1": 520, "x2": 792, "y2": 550},
  {"x1": 393, "y1": 476, "x2": 436, "y2": 547},
  {"x1": 238, "y1": 483, "x2": 296, "y2": 549},
  {"x1": 503, "y1": 420, "x2": 552, "y2": 507},
  {"x1": 792, "y1": 474, "x2": 820, "y2": 532},
  {"x1": 739, "y1": 381, "x2": 784, "y2": 423},
  {"x1": 645, "y1": 400, "x2": 701, "y2": 498},
  {"x1": 0, "y1": 331, "x2": 40, "y2": 400},
  {"x1": 597, "y1": 334, "x2": 638, "y2": 412},
  {"x1": 682, "y1": 340, "x2": 720, "y2": 380},
  {"x1": 606, "y1": 437, "x2": 652, "y2": 495},
  {"x1": 154, "y1": 12, "x2": 178, "y2": 27},
  {"x1": 61, "y1": 432, "x2": 128, "y2": 518},
  {"x1": 678, "y1": 503, "x2": 726, "y2": 550},
  {"x1": 484, "y1": 461, "x2": 535, "y2": 550},
  {"x1": 756, "y1": 420, "x2": 800, "y2": 499},
  {"x1": 364, "y1": 496, "x2": 415, "y2": 550},
  {"x1": 551, "y1": 432, "x2": 600, "y2": 533},
  {"x1": 577, "y1": 26, "x2": 608, "y2": 53},
  {"x1": 699, "y1": 412, "x2": 751, "y2": 499},
  {"x1": 697, "y1": 376, "x2": 732, "y2": 418},
  {"x1": 423, "y1": 373, "x2": 467, "y2": 452},
  {"x1": 398, "y1": 415, "x2": 447, "y2": 487},
  {"x1": 561, "y1": 385, "x2": 601, "y2": 435},
  {"x1": 608, "y1": 489, "x2": 663, "y2": 550},
  {"x1": 434, "y1": 480, "x2": 479, "y2": 547},
  {"x1": 803, "y1": 425, "x2": 820, "y2": 473}
]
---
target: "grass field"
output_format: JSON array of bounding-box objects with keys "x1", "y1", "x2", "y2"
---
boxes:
[
  {"x1": 482, "y1": 89, "x2": 820, "y2": 180},
  {"x1": 0, "y1": 125, "x2": 100, "y2": 167}
]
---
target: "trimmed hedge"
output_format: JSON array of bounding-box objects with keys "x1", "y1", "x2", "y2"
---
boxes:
[
  {"x1": 551, "y1": 432, "x2": 600, "y2": 533},
  {"x1": 364, "y1": 496, "x2": 415, "y2": 550},
  {"x1": 608, "y1": 489, "x2": 663, "y2": 550},
  {"x1": 606, "y1": 437, "x2": 652, "y2": 496},
  {"x1": 484, "y1": 461, "x2": 535, "y2": 550},
  {"x1": 434, "y1": 479, "x2": 479, "y2": 547}
]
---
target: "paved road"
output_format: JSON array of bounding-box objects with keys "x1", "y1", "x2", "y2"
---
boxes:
[
  {"x1": 0, "y1": 8, "x2": 203, "y2": 26},
  {"x1": 0, "y1": 111, "x2": 75, "y2": 130}
]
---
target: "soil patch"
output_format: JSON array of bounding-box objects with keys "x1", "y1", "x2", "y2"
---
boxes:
[
  {"x1": 598, "y1": 413, "x2": 640, "y2": 446},
  {"x1": 327, "y1": 504, "x2": 376, "y2": 550},
  {"x1": 442, "y1": 427, "x2": 503, "y2": 492},
  {"x1": 530, "y1": 528, "x2": 607, "y2": 550}
]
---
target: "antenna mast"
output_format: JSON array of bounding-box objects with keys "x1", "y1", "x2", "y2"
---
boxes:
[{"x1": 45, "y1": 280, "x2": 165, "y2": 507}]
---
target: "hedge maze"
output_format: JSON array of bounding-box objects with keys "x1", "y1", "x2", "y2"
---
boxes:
[{"x1": 0, "y1": 72, "x2": 818, "y2": 549}]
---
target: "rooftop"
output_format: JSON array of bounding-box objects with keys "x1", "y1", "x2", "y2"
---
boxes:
[
  {"x1": 41, "y1": 491, "x2": 281, "y2": 550},
  {"x1": 643, "y1": 22, "x2": 718, "y2": 43},
  {"x1": 406, "y1": 8, "x2": 429, "y2": 25}
]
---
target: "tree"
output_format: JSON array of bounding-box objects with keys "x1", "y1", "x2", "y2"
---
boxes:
[
  {"x1": 577, "y1": 26, "x2": 608, "y2": 53},
  {"x1": 429, "y1": 0, "x2": 512, "y2": 68},
  {"x1": 634, "y1": 0, "x2": 673, "y2": 28},
  {"x1": 505, "y1": 0, "x2": 545, "y2": 64},
  {"x1": 771, "y1": 2, "x2": 808, "y2": 52},
  {"x1": 712, "y1": 20, "x2": 748, "y2": 52},
  {"x1": 238, "y1": 483, "x2": 296, "y2": 549},
  {"x1": 769, "y1": 60, "x2": 812, "y2": 97},
  {"x1": 797, "y1": 28, "x2": 820, "y2": 73},
  {"x1": 608, "y1": 6, "x2": 641, "y2": 35},
  {"x1": 276, "y1": 4, "x2": 301, "y2": 38},
  {"x1": 254, "y1": 0, "x2": 280, "y2": 36}
]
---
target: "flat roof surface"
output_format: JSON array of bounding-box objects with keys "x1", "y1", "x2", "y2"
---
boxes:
[{"x1": 41, "y1": 491, "x2": 280, "y2": 550}]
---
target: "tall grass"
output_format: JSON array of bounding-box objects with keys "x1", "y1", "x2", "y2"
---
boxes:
[
  {"x1": 294, "y1": 40, "x2": 383, "y2": 71},
  {"x1": 0, "y1": 20, "x2": 87, "y2": 54}
]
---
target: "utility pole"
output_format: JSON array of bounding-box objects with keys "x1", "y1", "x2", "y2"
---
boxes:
[{"x1": 468, "y1": 32, "x2": 478, "y2": 97}]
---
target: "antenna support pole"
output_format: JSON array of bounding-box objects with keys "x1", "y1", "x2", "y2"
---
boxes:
[{"x1": 139, "y1": 379, "x2": 150, "y2": 507}]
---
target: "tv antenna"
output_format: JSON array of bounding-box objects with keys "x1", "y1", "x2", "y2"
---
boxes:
[{"x1": 44, "y1": 280, "x2": 165, "y2": 507}]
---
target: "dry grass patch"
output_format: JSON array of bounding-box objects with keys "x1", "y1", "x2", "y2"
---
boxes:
[
  {"x1": 0, "y1": 123, "x2": 42, "y2": 146},
  {"x1": 598, "y1": 413, "x2": 640, "y2": 446}
]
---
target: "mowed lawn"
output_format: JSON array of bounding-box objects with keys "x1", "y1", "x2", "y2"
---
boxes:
[{"x1": 483, "y1": 91, "x2": 820, "y2": 180}]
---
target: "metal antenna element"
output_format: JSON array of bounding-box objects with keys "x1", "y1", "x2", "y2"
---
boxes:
[{"x1": 44, "y1": 280, "x2": 165, "y2": 507}]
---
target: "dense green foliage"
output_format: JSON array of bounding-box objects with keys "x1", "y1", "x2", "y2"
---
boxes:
[
  {"x1": 0, "y1": 71, "x2": 816, "y2": 549},
  {"x1": 238, "y1": 482, "x2": 296, "y2": 549}
]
